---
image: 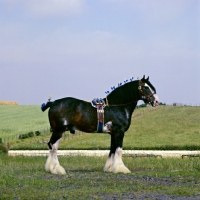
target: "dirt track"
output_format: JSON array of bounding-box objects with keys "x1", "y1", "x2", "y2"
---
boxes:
[
  {"x1": 52, "y1": 170, "x2": 200, "y2": 200},
  {"x1": 89, "y1": 174, "x2": 200, "y2": 200}
]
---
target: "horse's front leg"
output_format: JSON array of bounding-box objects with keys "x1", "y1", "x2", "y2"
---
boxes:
[
  {"x1": 112, "y1": 131, "x2": 131, "y2": 174},
  {"x1": 45, "y1": 136, "x2": 66, "y2": 175}
]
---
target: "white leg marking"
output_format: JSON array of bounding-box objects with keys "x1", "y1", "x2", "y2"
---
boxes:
[
  {"x1": 112, "y1": 147, "x2": 131, "y2": 174},
  {"x1": 50, "y1": 150, "x2": 66, "y2": 175},
  {"x1": 46, "y1": 138, "x2": 66, "y2": 175},
  {"x1": 103, "y1": 153, "x2": 114, "y2": 172},
  {"x1": 45, "y1": 150, "x2": 53, "y2": 172}
]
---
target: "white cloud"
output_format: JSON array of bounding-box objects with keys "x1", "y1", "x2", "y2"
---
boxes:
[{"x1": 0, "y1": 23, "x2": 197, "y2": 68}]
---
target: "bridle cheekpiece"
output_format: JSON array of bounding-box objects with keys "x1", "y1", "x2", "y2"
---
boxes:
[{"x1": 138, "y1": 80, "x2": 155, "y2": 105}]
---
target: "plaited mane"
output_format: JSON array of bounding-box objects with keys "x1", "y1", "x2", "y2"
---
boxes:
[{"x1": 105, "y1": 80, "x2": 139, "y2": 104}]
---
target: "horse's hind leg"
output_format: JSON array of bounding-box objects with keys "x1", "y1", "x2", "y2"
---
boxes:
[
  {"x1": 45, "y1": 132, "x2": 66, "y2": 175},
  {"x1": 104, "y1": 134, "x2": 115, "y2": 172}
]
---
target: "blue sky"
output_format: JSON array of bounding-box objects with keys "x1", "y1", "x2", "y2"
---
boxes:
[{"x1": 0, "y1": 0, "x2": 199, "y2": 105}]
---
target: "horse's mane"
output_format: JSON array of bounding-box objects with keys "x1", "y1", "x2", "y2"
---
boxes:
[{"x1": 105, "y1": 80, "x2": 139, "y2": 104}]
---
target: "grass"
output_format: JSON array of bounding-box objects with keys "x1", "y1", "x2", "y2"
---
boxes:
[
  {"x1": 0, "y1": 154, "x2": 200, "y2": 199},
  {"x1": 1, "y1": 105, "x2": 200, "y2": 150},
  {"x1": 9, "y1": 106, "x2": 200, "y2": 150},
  {"x1": 1, "y1": 105, "x2": 200, "y2": 199},
  {"x1": 124, "y1": 106, "x2": 200, "y2": 149},
  {"x1": 0, "y1": 105, "x2": 49, "y2": 138},
  {"x1": 0, "y1": 105, "x2": 149, "y2": 139}
]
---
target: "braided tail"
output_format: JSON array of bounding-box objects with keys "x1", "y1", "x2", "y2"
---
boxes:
[{"x1": 41, "y1": 101, "x2": 53, "y2": 112}]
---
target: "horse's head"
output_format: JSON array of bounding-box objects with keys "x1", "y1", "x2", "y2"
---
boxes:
[{"x1": 138, "y1": 75, "x2": 159, "y2": 107}]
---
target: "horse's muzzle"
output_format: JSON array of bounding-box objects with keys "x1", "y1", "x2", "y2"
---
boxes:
[{"x1": 151, "y1": 94, "x2": 159, "y2": 107}]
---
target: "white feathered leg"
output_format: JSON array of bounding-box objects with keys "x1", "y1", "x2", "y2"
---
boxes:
[
  {"x1": 103, "y1": 153, "x2": 114, "y2": 172},
  {"x1": 45, "y1": 138, "x2": 66, "y2": 175},
  {"x1": 112, "y1": 147, "x2": 131, "y2": 174},
  {"x1": 45, "y1": 150, "x2": 53, "y2": 172}
]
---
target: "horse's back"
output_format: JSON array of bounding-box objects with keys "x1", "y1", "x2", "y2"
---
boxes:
[
  {"x1": 49, "y1": 97, "x2": 87, "y2": 113},
  {"x1": 50, "y1": 97, "x2": 83, "y2": 110},
  {"x1": 48, "y1": 97, "x2": 97, "y2": 132}
]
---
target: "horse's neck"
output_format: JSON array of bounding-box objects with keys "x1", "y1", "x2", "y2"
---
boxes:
[
  {"x1": 126, "y1": 101, "x2": 138, "y2": 116},
  {"x1": 106, "y1": 81, "x2": 140, "y2": 105},
  {"x1": 122, "y1": 102, "x2": 138, "y2": 129}
]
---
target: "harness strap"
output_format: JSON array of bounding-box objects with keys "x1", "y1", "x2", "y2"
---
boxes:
[{"x1": 96, "y1": 104, "x2": 105, "y2": 133}]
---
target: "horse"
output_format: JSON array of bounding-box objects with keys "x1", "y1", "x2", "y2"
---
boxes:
[{"x1": 41, "y1": 75, "x2": 159, "y2": 174}]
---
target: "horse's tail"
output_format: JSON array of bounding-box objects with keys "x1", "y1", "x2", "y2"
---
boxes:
[{"x1": 41, "y1": 101, "x2": 53, "y2": 112}]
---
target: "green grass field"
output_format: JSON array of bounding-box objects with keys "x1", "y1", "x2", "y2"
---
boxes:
[
  {"x1": 1, "y1": 105, "x2": 200, "y2": 150},
  {"x1": 1, "y1": 105, "x2": 200, "y2": 199},
  {"x1": 0, "y1": 104, "x2": 150, "y2": 139},
  {"x1": 0, "y1": 105, "x2": 49, "y2": 138},
  {"x1": 0, "y1": 155, "x2": 200, "y2": 199}
]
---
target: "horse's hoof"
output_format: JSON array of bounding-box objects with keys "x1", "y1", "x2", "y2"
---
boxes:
[
  {"x1": 112, "y1": 165, "x2": 131, "y2": 174},
  {"x1": 51, "y1": 164, "x2": 66, "y2": 175}
]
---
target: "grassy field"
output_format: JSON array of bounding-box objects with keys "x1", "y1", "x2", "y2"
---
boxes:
[
  {"x1": 0, "y1": 104, "x2": 150, "y2": 139},
  {"x1": 6, "y1": 105, "x2": 200, "y2": 150},
  {"x1": 1, "y1": 105, "x2": 200, "y2": 150},
  {"x1": 0, "y1": 105, "x2": 49, "y2": 138},
  {"x1": 0, "y1": 154, "x2": 200, "y2": 199},
  {"x1": 1, "y1": 105, "x2": 200, "y2": 199}
]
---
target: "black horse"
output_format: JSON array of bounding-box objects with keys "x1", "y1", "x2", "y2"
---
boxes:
[{"x1": 41, "y1": 75, "x2": 159, "y2": 174}]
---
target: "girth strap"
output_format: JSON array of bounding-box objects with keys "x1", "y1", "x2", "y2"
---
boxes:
[
  {"x1": 91, "y1": 98, "x2": 106, "y2": 133},
  {"x1": 96, "y1": 104, "x2": 105, "y2": 133}
]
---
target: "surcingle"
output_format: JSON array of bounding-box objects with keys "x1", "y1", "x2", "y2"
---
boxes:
[{"x1": 91, "y1": 98, "x2": 106, "y2": 133}]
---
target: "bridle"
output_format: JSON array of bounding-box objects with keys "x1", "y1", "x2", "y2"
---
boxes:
[{"x1": 138, "y1": 80, "x2": 155, "y2": 105}]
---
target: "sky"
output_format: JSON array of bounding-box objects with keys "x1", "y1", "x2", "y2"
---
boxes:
[{"x1": 0, "y1": 0, "x2": 200, "y2": 105}]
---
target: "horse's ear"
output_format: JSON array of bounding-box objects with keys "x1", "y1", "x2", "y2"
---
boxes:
[
  {"x1": 141, "y1": 75, "x2": 145, "y2": 81},
  {"x1": 146, "y1": 76, "x2": 149, "y2": 81}
]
